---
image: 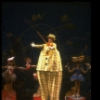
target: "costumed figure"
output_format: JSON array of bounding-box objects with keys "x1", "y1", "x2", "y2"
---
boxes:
[
  {"x1": 25, "y1": 57, "x2": 40, "y2": 97},
  {"x1": 65, "y1": 55, "x2": 91, "y2": 97},
  {"x1": 31, "y1": 33, "x2": 63, "y2": 100},
  {"x1": 2, "y1": 57, "x2": 27, "y2": 90}
]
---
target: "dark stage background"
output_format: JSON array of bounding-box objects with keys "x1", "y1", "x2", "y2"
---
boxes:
[{"x1": 2, "y1": 2, "x2": 91, "y2": 100}]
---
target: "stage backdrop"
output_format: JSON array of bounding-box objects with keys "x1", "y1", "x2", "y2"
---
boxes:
[{"x1": 2, "y1": 2, "x2": 91, "y2": 100}]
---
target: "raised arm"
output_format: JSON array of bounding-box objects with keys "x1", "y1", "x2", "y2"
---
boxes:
[
  {"x1": 2, "y1": 65, "x2": 7, "y2": 69},
  {"x1": 68, "y1": 67, "x2": 76, "y2": 73},
  {"x1": 25, "y1": 63, "x2": 37, "y2": 70},
  {"x1": 14, "y1": 66, "x2": 27, "y2": 70},
  {"x1": 80, "y1": 63, "x2": 91, "y2": 73},
  {"x1": 85, "y1": 63, "x2": 91, "y2": 69},
  {"x1": 65, "y1": 63, "x2": 75, "y2": 73},
  {"x1": 30, "y1": 65, "x2": 37, "y2": 68},
  {"x1": 31, "y1": 42, "x2": 43, "y2": 48},
  {"x1": 80, "y1": 67, "x2": 88, "y2": 73}
]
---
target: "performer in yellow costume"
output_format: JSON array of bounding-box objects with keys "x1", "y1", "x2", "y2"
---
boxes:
[{"x1": 31, "y1": 33, "x2": 63, "y2": 100}]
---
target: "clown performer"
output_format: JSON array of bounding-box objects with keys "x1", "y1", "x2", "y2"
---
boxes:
[
  {"x1": 31, "y1": 33, "x2": 63, "y2": 100},
  {"x1": 65, "y1": 55, "x2": 91, "y2": 97}
]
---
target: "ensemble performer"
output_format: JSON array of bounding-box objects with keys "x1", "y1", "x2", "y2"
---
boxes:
[
  {"x1": 2, "y1": 57, "x2": 27, "y2": 90},
  {"x1": 65, "y1": 56, "x2": 91, "y2": 97},
  {"x1": 25, "y1": 57, "x2": 37, "y2": 70}
]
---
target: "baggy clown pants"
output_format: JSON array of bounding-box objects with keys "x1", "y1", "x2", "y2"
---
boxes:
[{"x1": 37, "y1": 71, "x2": 62, "y2": 100}]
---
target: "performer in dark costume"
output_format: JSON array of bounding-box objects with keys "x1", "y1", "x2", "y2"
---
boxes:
[{"x1": 25, "y1": 57, "x2": 41, "y2": 97}]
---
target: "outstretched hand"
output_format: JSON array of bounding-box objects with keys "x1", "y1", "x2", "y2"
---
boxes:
[
  {"x1": 85, "y1": 63, "x2": 91, "y2": 69},
  {"x1": 31, "y1": 42, "x2": 35, "y2": 47}
]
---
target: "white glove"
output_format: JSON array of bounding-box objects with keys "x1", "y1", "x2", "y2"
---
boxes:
[
  {"x1": 31, "y1": 42, "x2": 36, "y2": 47},
  {"x1": 49, "y1": 46, "x2": 54, "y2": 50}
]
